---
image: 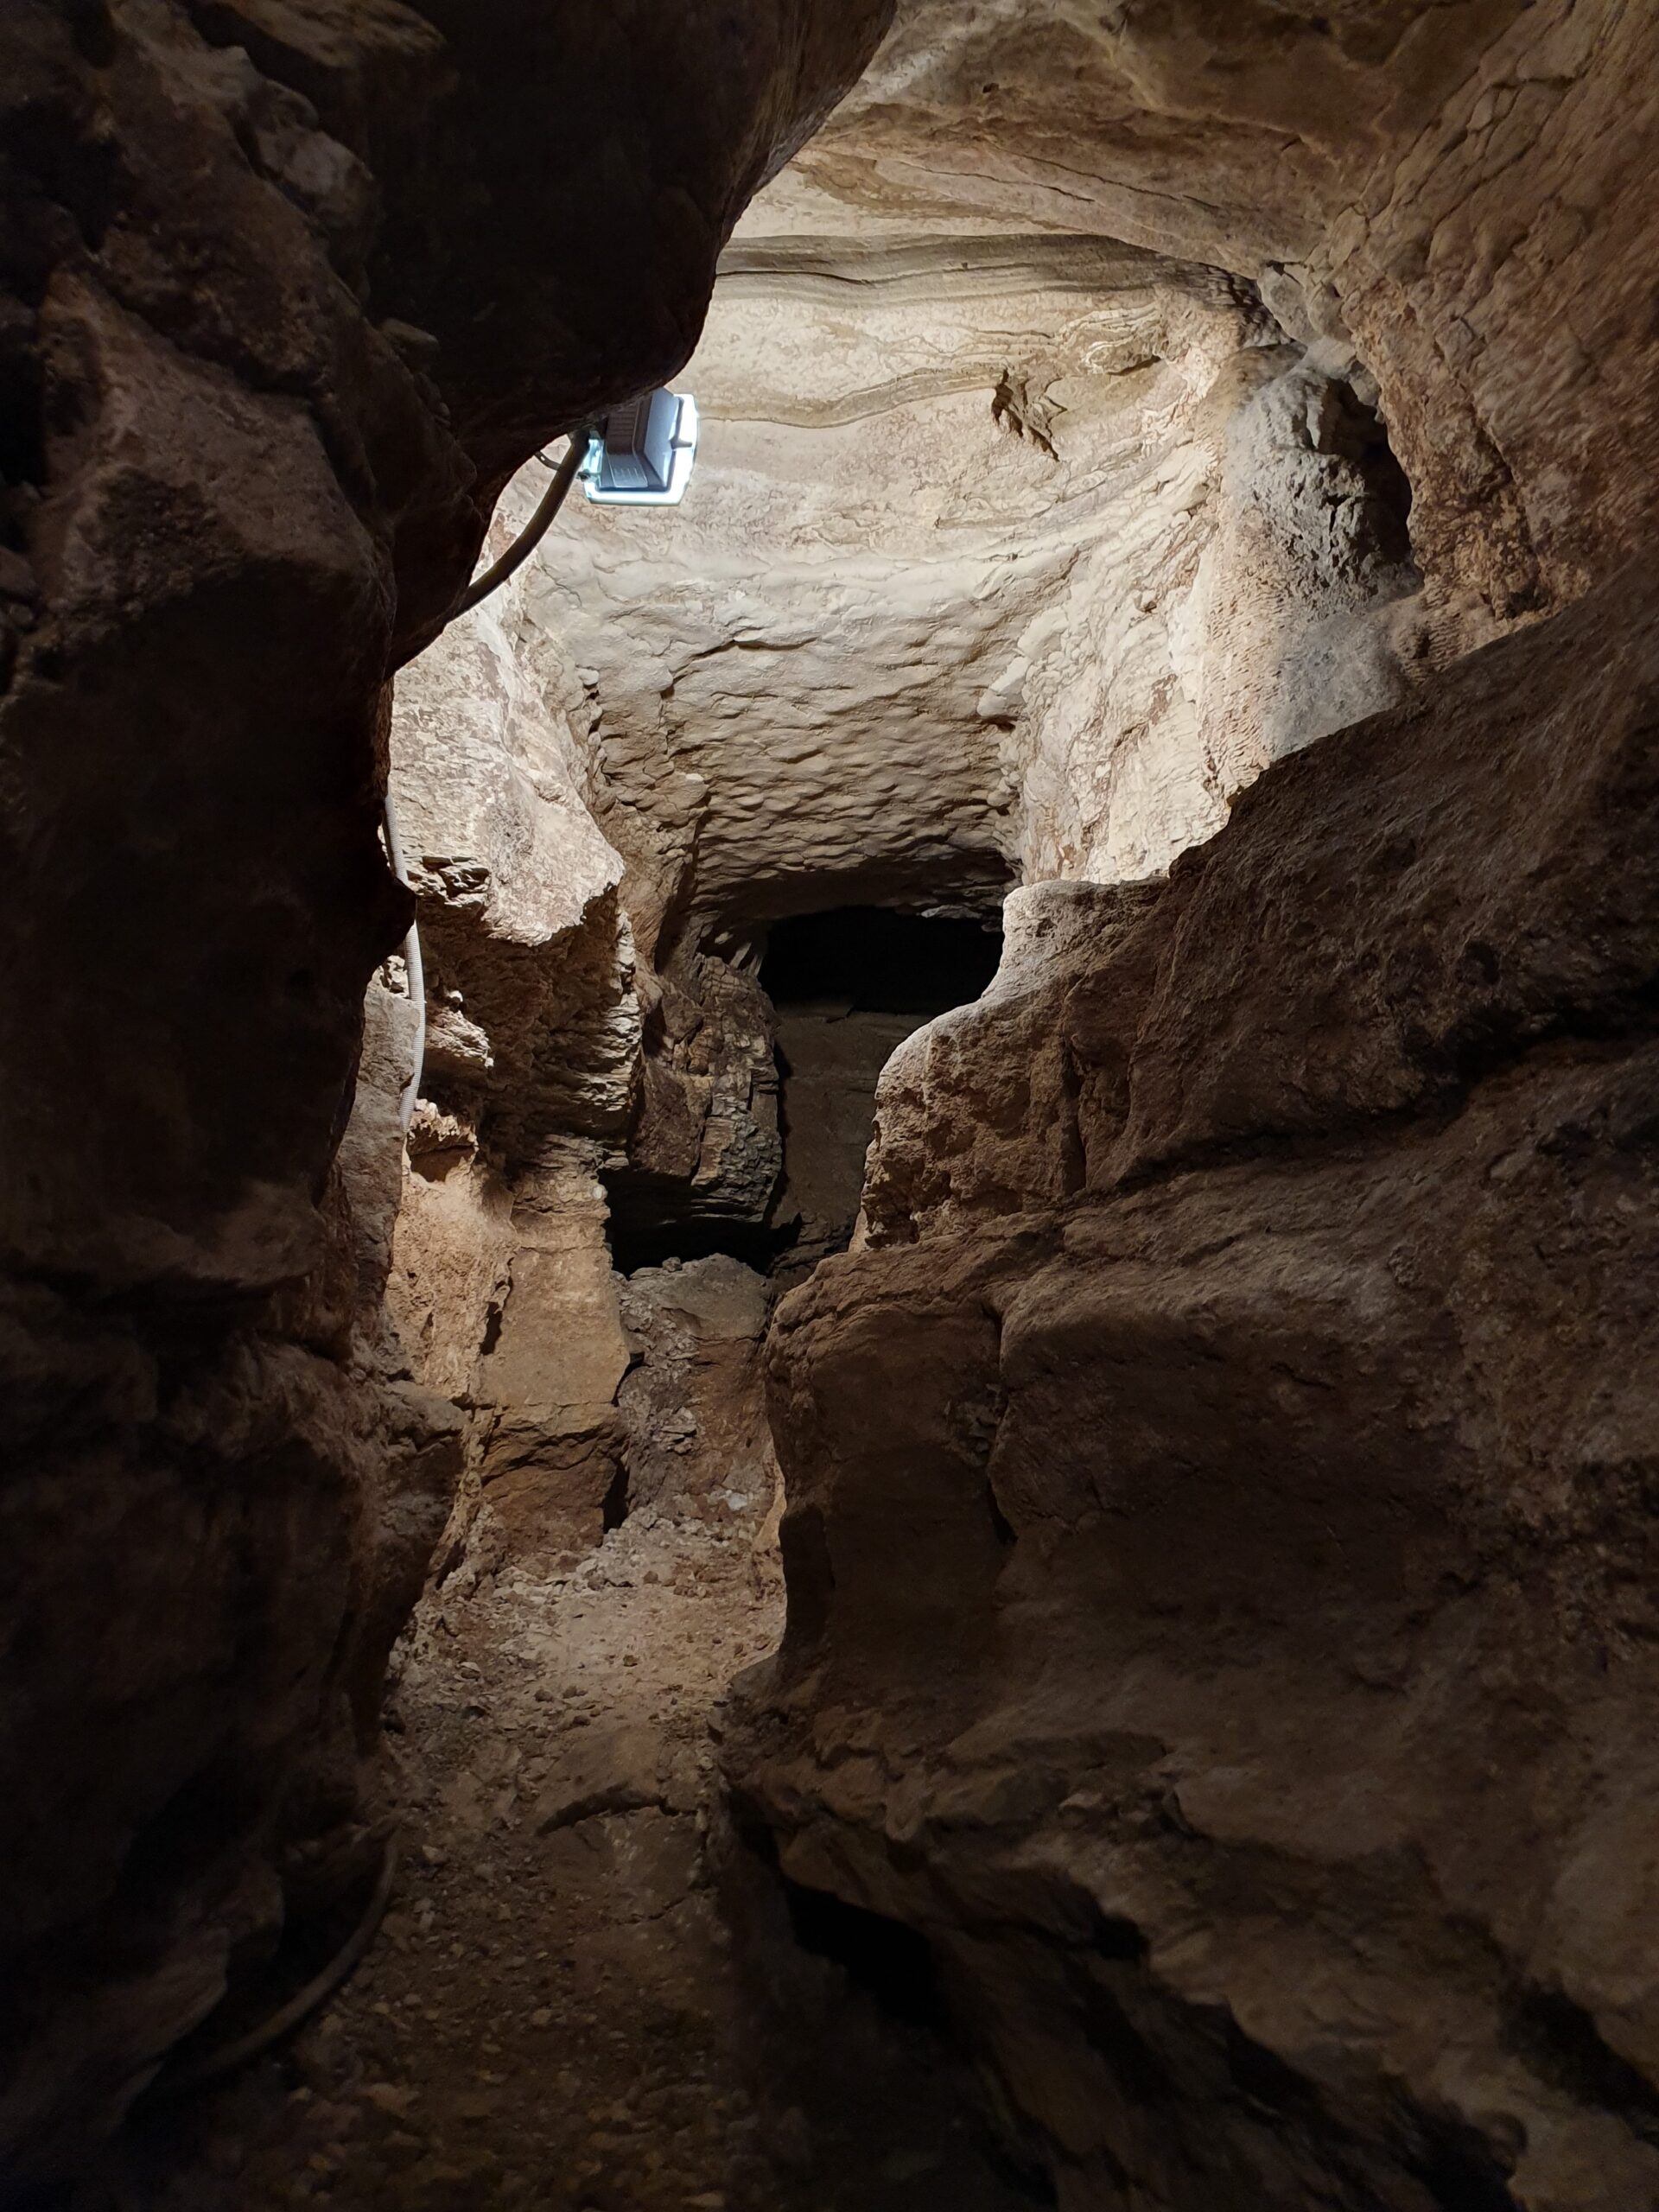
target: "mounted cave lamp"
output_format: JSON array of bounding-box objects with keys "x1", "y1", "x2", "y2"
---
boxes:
[
  {"x1": 582, "y1": 388, "x2": 701, "y2": 506},
  {"x1": 411, "y1": 385, "x2": 702, "y2": 643}
]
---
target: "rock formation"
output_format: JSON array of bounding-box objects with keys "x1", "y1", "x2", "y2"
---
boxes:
[
  {"x1": 744, "y1": 563, "x2": 1659, "y2": 2209},
  {"x1": 0, "y1": 0, "x2": 890, "y2": 2178},
  {"x1": 721, "y1": 6, "x2": 1659, "y2": 2205},
  {"x1": 773, "y1": 0, "x2": 1659, "y2": 625}
]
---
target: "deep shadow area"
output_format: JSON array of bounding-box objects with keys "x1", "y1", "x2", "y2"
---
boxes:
[
  {"x1": 607, "y1": 907, "x2": 1004, "y2": 1276},
  {"x1": 760, "y1": 905, "x2": 1006, "y2": 1280},
  {"x1": 783, "y1": 1878, "x2": 952, "y2": 2034},
  {"x1": 718, "y1": 1808, "x2": 1059, "y2": 2209},
  {"x1": 761, "y1": 906, "x2": 1004, "y2": 1014},
  {"x1": 604, "y1": 1205, "x2": 798, "y2": 1279}
]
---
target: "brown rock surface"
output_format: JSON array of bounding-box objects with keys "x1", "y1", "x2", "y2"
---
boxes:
[
  {"x1": 0, "y1": 0, "x2": 892, "y2": 2177},
  {"x1": 739, "y1": 563, "x2": 1659, "y2": 2208},
  {"x1": 10, "y1": 0, "x2": 1659, "y2": 2196},
  {"x1": 90, "y1": 1482, "x2": 1041, "y2": 2212},
  {"x1": 617, "y1": 1256, "x2": 776, "y2": 1526}
]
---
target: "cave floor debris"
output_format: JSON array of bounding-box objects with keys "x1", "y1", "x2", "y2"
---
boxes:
[{"x1": 97, "y1": 1495, "x2": 1037, "y2": 2212}]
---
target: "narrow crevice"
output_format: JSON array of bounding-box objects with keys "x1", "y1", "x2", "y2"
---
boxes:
[
  {"x1": 781, "y1": 1878, "x2": 951, "y2": 2033},
  {"x1": 600, "y1": 1454, "x2": 631, "y2": 1534},
  {"x1": 1504, "y1": 1986, "x2": 1659, "y2": 2147}
]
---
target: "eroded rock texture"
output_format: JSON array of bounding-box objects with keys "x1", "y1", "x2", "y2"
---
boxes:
[
  {"x1": 774, "y1": 0, "x2": 1659, "y2": 625},
  {"x1": 357, "y1": 23, "x2": 1659, "y2": 2199},
  {"x1": 10, "y1": 0, "x2": 1659, "y2": 2196},
  {"x1": 0, "y1": 0, "x2": 890, "y2": 2177},
  {"x1": 741, "y1": 567, "x2": 1659, "y2": 2208}
]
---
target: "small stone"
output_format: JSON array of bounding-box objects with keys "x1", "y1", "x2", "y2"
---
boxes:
[{"x1": 363, "y1": 2082, "x2": 417, "y2": 2120}]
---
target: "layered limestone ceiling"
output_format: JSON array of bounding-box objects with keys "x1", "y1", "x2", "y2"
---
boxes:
[
  {"x1": 750, "y1": 0, "x2": 1522, "y2": 256},
  {"x1": 537, "y1": 232, "x2": 1308, "y2": 919},
  {"x1": 767, "y1": 0, "x2": 1659, "y2": 620},
  {"x1": 410, "y1": 0, "x2": 1659, "y2": 1047},
  {"x1": 552, "y1": 220, "x2": 1418, "y2": 917},
  {"x1": 391, "y1": 60, "x2": 1438, "y2": 1160}
]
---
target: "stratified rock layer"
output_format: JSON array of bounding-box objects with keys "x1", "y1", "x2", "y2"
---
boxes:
[
  {"x1": 739, "y1": 563, "x2": 1659, "y2": 2209},
  {"x1": 772, "y1": 0, "x2": 1659, "y2": 625}
]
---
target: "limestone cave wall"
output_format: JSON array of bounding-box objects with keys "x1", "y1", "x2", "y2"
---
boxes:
[
  {"x1": 359, "y1": 50, "x2": 1659, "y2": 2204},
  {"x1": 0, "y1": 0, "x2": 891, "y2": 2180},
  {"x1": 742, "y1": 562, "x2": 1659, "y2": 2209},
  {"x1": 715, "y1": 6, "x2": 1659, "y2": 2207}
]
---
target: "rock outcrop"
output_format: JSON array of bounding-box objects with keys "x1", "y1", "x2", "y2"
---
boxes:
[
  {"x1": 739, "y1": 563, "x2": 1659, "y2": 2208},
  {"x1": 364, "y1": 45, "x2": 1659, "y2": 2202},
  {"x1": 548, "y1": 226, "x2": 1421, "y2": 900},
  {"x1": 0, "y1": 0, "x2": 891, "y2": 2178}
]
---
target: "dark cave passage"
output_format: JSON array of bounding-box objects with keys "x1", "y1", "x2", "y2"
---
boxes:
[
  {"x1": 760, "y1": 906, "x2": 1005, "y2": 1016},
  {"x1": 765, "y1": 906, "x2": 1004, "y2": 1276},
  {"x1": 607, "y1": 905, "x2": 1005, "y2": 1278}
]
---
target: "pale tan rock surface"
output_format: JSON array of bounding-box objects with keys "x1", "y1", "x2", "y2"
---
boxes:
[
  {"x1": 472, "y1": 1148, "x2": 633, "y2": 1562},
  {"x1": 538, "y1": 226, "x2": 1421, "y2": 902},
  {"x1": 772, "y1": 0, "x2": 1659, "y2": 620},
  {"x1": 859, "y1": 880, "x2": 1160, "y2": 1247},
  {"x1": 740, "y1": 564, "x2": 1659, "y2": 2209},
  {"x1": 464, "y1": 0, "x2": 1659, "y2": 968}
]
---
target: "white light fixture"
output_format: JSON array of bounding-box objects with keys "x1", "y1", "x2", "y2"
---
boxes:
[{"x1": 582, "y1": 389, "x2": 700, "y2": 508}]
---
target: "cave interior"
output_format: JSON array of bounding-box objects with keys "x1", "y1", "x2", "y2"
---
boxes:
[{"x1": 4, "y1": 2, "x2": 1659, "y2": 2209}]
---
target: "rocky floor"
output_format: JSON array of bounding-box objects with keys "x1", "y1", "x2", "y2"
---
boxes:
[{"x1": 89, "y1": 1488, "x2": 1045, "y2": 2212}]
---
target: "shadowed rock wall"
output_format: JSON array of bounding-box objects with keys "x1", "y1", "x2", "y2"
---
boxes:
[{"x1": 0, "y1": 0, "x2": 891, "y2": 2177}]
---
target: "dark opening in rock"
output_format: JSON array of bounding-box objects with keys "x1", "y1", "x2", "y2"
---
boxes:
[
  {"x1": 781, "y1": 1875, "x2": 951, "y2": 2033},
  {"x1": 765, "y1": 906, "x2": 1003, "y2": 1275},
  {"x1": 761, "y1": 906, "x2": 1004, "y2": 1016}
]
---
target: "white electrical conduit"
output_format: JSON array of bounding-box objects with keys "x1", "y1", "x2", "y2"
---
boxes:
[
  {"x1": 389, "y1": 431, "x2": 590, "y2": 675},
  {"x1": 381, "y1": 791, "x2": 426, "y2": 1134}
]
